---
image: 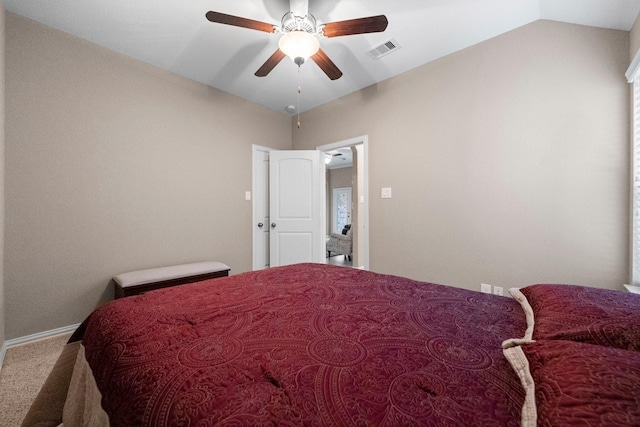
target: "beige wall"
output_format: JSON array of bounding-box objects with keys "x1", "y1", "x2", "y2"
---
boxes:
[
  {"x1": 293, "y1": 20, "x2": 630, "y2": 292},
  {"x1": 5, "y1": 13, "x2": 292, "y2": 339},
  {"x1": 2, "y1": 17, "x2": 632, "y2": 339},
  {"x1": 0, "y1": 2, "x2": 5, "y2": 349}
]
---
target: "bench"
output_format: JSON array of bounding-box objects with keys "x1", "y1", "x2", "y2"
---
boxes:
[{"x1": 113, "y1": 261, "x2": 230, "y2": 299}]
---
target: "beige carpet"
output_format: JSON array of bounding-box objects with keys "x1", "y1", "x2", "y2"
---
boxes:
[{"x1": 0, "y1": 333, "x2": 71, "y2": 427}]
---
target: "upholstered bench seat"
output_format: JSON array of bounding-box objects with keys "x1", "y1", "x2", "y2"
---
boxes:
[{"x1": 114, "y1": 261, "x2": 230, "y2": 298}]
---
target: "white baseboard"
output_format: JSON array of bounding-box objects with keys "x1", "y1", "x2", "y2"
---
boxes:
[
  {"x1": 0, "y1": 323, "x2": 81, "y2": 371},
  {"x1": 0, "y1": 342, "x2": 7, "y2": 371}
]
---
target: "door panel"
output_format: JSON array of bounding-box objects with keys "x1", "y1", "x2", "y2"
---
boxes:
[
  {"x1": 277, "y1": 158, "x2": 313, "y2": 219},
  {"x1": 277, "y1": 232, "x2": 313, "y2": 265},
  {"x1": 270, "y1": 150, "x2": 324, "y2": 267}
]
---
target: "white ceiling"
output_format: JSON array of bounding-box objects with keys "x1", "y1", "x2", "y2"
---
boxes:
[{"x1": 5, "y1": 0, "x2": 640, "y2": 115}]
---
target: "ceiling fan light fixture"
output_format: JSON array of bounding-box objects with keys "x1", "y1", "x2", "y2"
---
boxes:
[{"x1": 278, "y1": 30, "x2": 319, "y2": 66}]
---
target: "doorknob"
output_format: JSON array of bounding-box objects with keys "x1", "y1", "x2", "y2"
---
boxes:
[
  {"x1": 258, "y1": 223, "x2": 264, "y2": 228},
  {"x1": 271, "y1": 223, "x2": 276, "y2": 228}
]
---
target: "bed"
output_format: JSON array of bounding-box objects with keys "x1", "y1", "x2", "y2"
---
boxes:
[{"x1": 21, "y1": 263, "x2": 640, "y2": 426}]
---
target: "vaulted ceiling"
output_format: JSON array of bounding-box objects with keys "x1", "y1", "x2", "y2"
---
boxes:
[{"x1": 6, "y1": 0, "x2": 640, "y2": 114}]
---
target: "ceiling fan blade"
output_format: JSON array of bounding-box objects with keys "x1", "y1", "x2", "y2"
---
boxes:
[
  {"x1": 206, "y1": 11, "x2": 276, "y2": 33},
  {"x1": 255, "y1": 49, "x2": 287, "y2": 77},
  {"x1": 311, "y1": 49, "x2": 343, "y2": 80},
  {"x1": 322, "y1": 15, "x2": 388, "y2": 38}
]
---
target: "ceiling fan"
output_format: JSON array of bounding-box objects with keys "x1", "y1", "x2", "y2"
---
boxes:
[
  {"x1": 325, "y1": 150, "x2": 350, "y2": 164},
  {"x1": 206, "y1": 0, "x2": 388, "y2": 80}
]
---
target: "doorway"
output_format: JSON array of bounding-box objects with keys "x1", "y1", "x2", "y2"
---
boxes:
[
  {"x1": 251, "y1": 136, "x2": 369, "y2": 271},
  {"x1": 317, "y1": 136, "x2": 369, "y2": 270}
]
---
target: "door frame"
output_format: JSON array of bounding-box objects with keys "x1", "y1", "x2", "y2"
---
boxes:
[{"x1": 317, "y1": 135, "x2": 369, "y2": 270}]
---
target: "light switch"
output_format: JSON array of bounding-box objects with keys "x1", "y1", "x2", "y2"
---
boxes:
[
  {"x1": 245, "y1": 191, "x2": 251, "y2": 201},
  {"x1": 381, "y1": 187, "x2": 392, "y2": 199}
]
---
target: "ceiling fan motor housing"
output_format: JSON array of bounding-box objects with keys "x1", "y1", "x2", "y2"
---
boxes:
[{"x1": 281, "y1": 12, "x2": 316, "y2": 34}]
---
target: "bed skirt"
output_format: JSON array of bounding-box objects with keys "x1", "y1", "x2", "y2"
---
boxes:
[{"x1": 22, "y1": 341, "x2": 109, "y2": 427}]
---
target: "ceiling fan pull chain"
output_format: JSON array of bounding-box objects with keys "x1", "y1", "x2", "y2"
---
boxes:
[{"x1": 297, "y1": 66, "x2": 302, "y2": 128}]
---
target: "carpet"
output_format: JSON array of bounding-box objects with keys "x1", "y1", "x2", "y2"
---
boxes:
[{"x1": 0, "y1": 333, "x2": 71, "y2": 427}]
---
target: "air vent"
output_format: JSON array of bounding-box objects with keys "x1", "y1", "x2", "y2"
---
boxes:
[{"x1": 367, "y1": 38, "x2": 401, "y2": 59}]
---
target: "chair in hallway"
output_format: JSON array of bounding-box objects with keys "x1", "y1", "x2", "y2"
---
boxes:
[{"x1": 327, "y1": 225, "x2": 353, "y2": 260}]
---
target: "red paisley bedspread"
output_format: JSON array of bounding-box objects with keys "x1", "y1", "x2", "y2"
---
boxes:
[{"x1": 80, "y1": 263, "x2": 526, "y2": 426}]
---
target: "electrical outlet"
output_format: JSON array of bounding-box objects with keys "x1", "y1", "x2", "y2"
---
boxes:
[
  {"x1": 480, "y1": 283, "x2": 492, "y2": 294},
  {"x1": 493, "y1": 286, "x2": 503, "y2": 296}
]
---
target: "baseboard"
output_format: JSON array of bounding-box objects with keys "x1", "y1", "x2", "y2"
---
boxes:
[
  {"x1": 0, "y1": 342, "x2": 7, "y2": 372},
  {"x1": 0, "y1": 323, "x2": 80, "y2": 371}
]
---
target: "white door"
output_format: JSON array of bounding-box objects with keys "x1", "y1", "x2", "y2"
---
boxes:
[
  {"x1": 269, "y1": 150, "x2": 325, "y2": 267},
  {"x1": 252, "y1": 146, "x2": 270, "y2": 270},
  {"x1": 332, "y1": 187, "x2": 352, "y2": 234}
]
